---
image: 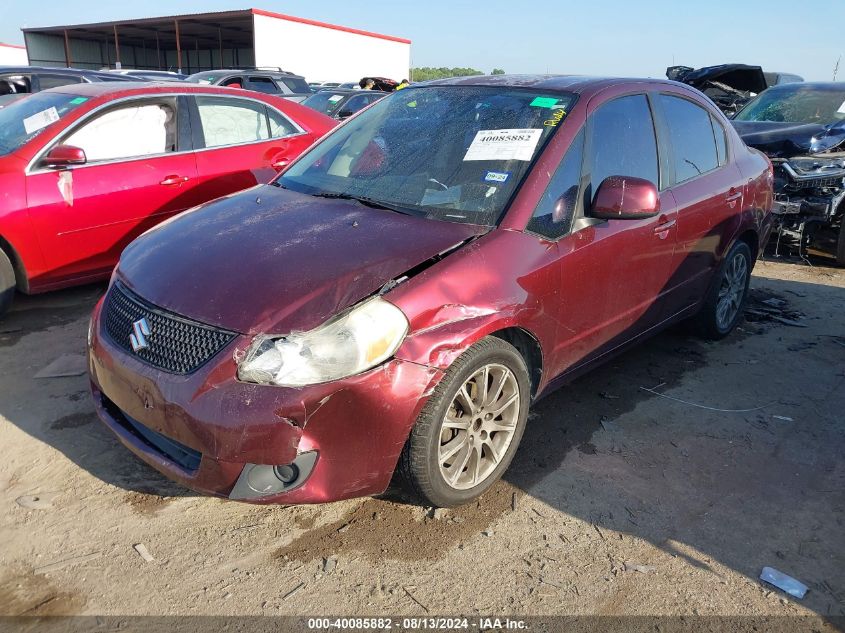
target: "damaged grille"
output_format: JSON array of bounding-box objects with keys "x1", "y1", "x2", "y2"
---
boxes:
[
  {"x1": 103, "y1": 282, "x2": 236, "y2": 374},
  {"x1": 786, "y1": 175, "x2": 843, "y2": 190}
]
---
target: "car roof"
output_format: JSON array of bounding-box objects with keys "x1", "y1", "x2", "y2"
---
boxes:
[
  {"x1": 764, "y1": 81, "x2": 845, "y2": 91},
  {"x1": 188, "y1": 69, "x2": 303, "y2": 78},
  {"x1": 39, "y1": 81, "x2": 291, "y2": 99},
  {"x1": 423, "y1": 74, "x2": 682, "y2": 95},
  {"x1": 0, "y1": 65, "x2": 122, "y2": 78}
]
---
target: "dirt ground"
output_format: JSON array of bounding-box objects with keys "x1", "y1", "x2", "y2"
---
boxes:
[{"x1": 0, "y1": 257, "x2": 843, "y2": 627}]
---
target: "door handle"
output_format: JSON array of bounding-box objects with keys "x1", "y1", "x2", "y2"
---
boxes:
[
  {"x1": 725, "y1": 188, "x2": 743, "y2": 202},
  {"x1": 272, "y1": 157, "x2": 291, "y2": 171},
  {"x1": 653, "y1": 217, "x2": 676, "y2": 234},
  {"x1": 160, "y1": 175, "x2": 189, "y2": 186}
]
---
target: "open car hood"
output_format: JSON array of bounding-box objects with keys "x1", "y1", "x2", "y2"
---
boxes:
[
  {"x1": 117, "y1": 185, "x2": 487, "y2": 335},
  {"x1": 667, "y1": 64, "x2": 768, "y2": 94}
]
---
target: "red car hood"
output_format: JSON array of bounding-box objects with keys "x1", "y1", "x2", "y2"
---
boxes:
[{"x1": 117, "y1": 184, "x2": 486, "y2": 334}]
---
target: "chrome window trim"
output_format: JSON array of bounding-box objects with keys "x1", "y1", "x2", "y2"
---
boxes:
[{"x1": 25, "y1": 92, "x2": 307, "y2": 176}]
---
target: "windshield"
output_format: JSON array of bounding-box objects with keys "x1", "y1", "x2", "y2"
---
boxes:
[
  {"x1": 0, "y1": 92, "x2": 88, "y2": 156},
  {"x1": 735, "y1": 85, "x2": 845, "y2": 125},
  {"x1": 302, "y1": 91, "x2": 347, "y2": 116},
  {"x1": 278, "y1": 85, "x2": 575, "y2": 226}
]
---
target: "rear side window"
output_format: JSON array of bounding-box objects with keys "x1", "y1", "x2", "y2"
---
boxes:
[
  {"x1": 341, "y1": 94, "x2": 378, "y2": 116},
  {"x1": 64, "y1": 100, "x2": 177, "y2": 162},
  {"x1": 588, "y1": 94, "x2": 659, "y2": 202},
  {"x1": 38, "y1": 74, "x2": 83, "y2": 90},
  {"x1": 527, "y1": 129, "x2": 584, "y2": 239},
  {"x1": 196, "y1": 96, "x2": 270, "y2": 147},
  {"x1": 659, "y1": 94, "x2": 719, "y2": 183},
  {"x1": 280, "y1": 77, "x2": 310, "y2": 93},
  {"x1": 711, "y1": 114, "x2": 728, "y2": 166},
  {"x1": 246, "y1": 76, "x2": 280, "y2": 94}
]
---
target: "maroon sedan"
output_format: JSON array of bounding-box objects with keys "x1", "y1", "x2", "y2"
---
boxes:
[
  {"x1": 0, "y1": 82, "x2": 335, "y2": 315},
  {"x1": 88, "y1": 76, "x2": 773, "y2": 507}
]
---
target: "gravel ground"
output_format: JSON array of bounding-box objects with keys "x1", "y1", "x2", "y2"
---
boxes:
[{"x1": 0, "y1": 257, "x2": 842, "y2": 630}]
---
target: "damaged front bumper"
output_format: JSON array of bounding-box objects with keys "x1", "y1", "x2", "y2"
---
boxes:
[
  {"x1": 768, "y1": 156, "x2": 845, "y2": 258},
  {"x1": 88, "y1": 297, "x2": 443, "y2": 504}
]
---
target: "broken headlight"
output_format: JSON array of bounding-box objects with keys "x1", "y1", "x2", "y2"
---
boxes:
[{"x1": 237, "y1": 297, "x2": 409, "y2": 387}]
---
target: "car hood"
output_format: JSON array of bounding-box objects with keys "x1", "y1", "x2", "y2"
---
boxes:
[
  {"x1": 117, "y1": 184, "x2": 487, "y2": 335},
  {"x1": 731, "y1": 120, "x2": 830, "y2": 157},
  {"x1": 668, "y1": 64, "x2": 768, "y2": 94}
]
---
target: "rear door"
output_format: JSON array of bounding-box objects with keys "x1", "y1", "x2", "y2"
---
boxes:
[
  {"x1": 653, "y1": 92, "x2": 746, "y2": 313},
  {"x1": 189, "y1": 94, "x2": 314, "y2": 200},
  {"x1": 25, "y1": 95, "x2": 200, "y2": 282},
  {"x1": 537, "y1": 93, "x2": 679, "y2": 376}
]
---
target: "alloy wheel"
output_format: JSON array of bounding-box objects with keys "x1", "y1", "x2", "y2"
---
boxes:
[
  {"x1": 437, "y1": 363, "x2": 520, "y2": 490},
  {"x1": 716, "y1": 251, "x2": 748, "y2": 330}
]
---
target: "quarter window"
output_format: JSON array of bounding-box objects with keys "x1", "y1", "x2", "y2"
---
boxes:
[
  {"x1": 268, "y1": 108, "x2": 298, "y2": 138},
  {"x1": 527, "y1": 129, "x2": 584, "y2": 239},
  {"x1": 64, "y1": 101, "x2": 177, "y2": 161},
  {"x1": 711, "y1": 114, "x2": 728, "y2": 166},
  {"x1": 588, "y1": 95, "x2": 659, "y2": 203},
  {"x1": 196, "y1": 96, "x2": 271, "y2": 147},
  {"x1": 38, "y1": 74, "x2": 83, "y2": 90},
  {"x1": 658, "y1": 94, "x2": 719, "y2": 183},
  {"x1": 246, "y1": 76, "x2": 280, "y2": 94}
]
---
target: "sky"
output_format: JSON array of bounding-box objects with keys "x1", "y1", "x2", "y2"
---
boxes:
[{"x1": 0, "y1": 0, "x2": 841, "y2": 81}]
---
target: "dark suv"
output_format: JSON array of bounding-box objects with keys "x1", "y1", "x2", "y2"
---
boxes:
[
  {"x1": 185, "y1": 68, "x2": 311, "y2": 102},
  {"x1": 0, "y1": 65, "x2": 135, "y2": 104}
]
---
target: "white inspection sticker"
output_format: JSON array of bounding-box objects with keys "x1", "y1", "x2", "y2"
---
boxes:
[
  {"x1": 464, "y1": 129, "x2": 543, "y2": 162},
  {"x1": 23, "y1": 107, "x2": 60, "y2": 135},
  {"x1": 837, "y1": 100, "x2": 845, "y2": 114},
  {"x1": 328, "y1": 95, "x2": 344, "y2": 103}
]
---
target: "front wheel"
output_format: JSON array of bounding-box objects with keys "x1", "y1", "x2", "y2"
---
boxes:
[
  {"x1": 398, "y1": 337, "x2": 530, "y2": 507},
  {"x1": 0, "y1": 249, "x2": 15, "y2": 317},
  {"x1": 693, "y1": 240, "x2": 752, "y2": 340}
]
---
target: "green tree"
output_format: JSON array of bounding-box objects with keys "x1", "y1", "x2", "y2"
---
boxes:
[
  {"x1": 410, "y1": 66, "x2": 485, "y2": 82},
  {"x1": 491, "y1": 68, "x2": 506, "y2": 75}
]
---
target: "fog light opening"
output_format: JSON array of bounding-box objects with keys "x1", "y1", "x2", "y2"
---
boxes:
[{"x1": 274, "y1": 463, "x2": 299, "y2": 484}]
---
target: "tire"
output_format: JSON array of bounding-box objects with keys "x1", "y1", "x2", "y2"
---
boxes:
[
  {"x1": 693, "y1": 240, "x2": 752, "y2": 340},
  {"x1": 0, "y1": 249, "x2": 15, "y2": 317},
  {"x1": 398, "y1": 336, "x2": 530, "y2": 507}
]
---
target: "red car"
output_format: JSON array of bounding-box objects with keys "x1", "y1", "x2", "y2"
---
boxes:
[
  {"x1": 88, "y1": 76, "x2": 773, "y2": 507},
  {"x1": 0, "y1": 82, "x2": 335, "y2": 314}
]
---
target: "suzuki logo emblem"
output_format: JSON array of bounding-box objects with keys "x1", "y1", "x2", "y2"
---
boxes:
[{"x1": 130, "y1": 318, "x2": 151, "y2": 352}]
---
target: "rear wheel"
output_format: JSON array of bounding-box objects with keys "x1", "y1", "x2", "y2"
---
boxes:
[
  {"x1": 399, "y1": 337, "x2": 530, "y2": 507},
  {"x1": 693, "y1": 241, "x2": 752, "y2": 340},
  {"x1": 0, "y1": 249, "x2": 15, "y2": 317}
]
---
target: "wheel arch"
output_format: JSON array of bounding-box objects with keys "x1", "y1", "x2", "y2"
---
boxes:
[
  {"x1": 489, "y1": 327, "x2": 543, "y2": 400},
  {"x1": 0, "y1": 234, "x2": 29, "y2": 293}
]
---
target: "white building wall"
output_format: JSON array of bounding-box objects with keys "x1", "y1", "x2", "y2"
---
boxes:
[
  {"x1": 252, "y1": 13, "x2": 410, "y2": 83},
  {"x1": 0, "y1": 43, "x2": 27, "y2": 65}
]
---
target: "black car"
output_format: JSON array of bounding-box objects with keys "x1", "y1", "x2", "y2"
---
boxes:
[
  {"x1": 732, "y1": 82, "x2": 845, "y2": 264},
  {"x1": 185, "y1": 68, "x2": 311, "y2": 102},
  {"x1": 109, "y1": 69, "x2": 188, "y2": 81},
  {"x1": 0, "y1": 65, "x2": 136, "y2": 104},
  {"x1": 301, "y1": 88, "x2": 386, "y2": 119}
]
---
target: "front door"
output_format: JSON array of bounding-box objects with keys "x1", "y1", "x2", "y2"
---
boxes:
[
  {"x1": 25, "y1": 96, "x2": 200, "y2": 283},
  {"x1": 548, "y1": 94, "x2": 678, "y2": 376}
]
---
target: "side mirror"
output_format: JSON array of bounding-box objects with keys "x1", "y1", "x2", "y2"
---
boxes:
[
  {"x1": 336, "y1": 108, "x2": 355, "y2": 119},
  {"x1": 591, "y1": 176, "x2": 659, "y2": 220},
  {"x1": 43, "y1": 145, "x2": 87, "y2": 169}
]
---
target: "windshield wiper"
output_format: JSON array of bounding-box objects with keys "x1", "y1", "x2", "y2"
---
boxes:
[{"x1": 309, "y1": 191, "x2": 417, "y2": 215}]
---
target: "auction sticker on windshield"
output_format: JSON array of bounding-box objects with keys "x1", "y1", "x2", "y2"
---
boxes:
[
  {"x1": 23, "y1": 107, "x2": 60, "y2": 135},
  {"x1": 464, "y1": 129, "x2": 543, "y2": 162}
]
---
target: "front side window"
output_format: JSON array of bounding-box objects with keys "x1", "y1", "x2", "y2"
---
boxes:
[
  {"x1": 527, "y1": 129, "x2": 584, "y2": 239},
  {"x1": 587, "y1": 94, "x2": 659, "y2": 202},
  {"x1": 659, "y1": 94, "x2": 719, "y2": 184},
  {"x1": 279, "y1": 86, "x2": 577, "y2": 226},
  {"x1": 246, "y1": 76, "x2": 280, "y2": 94},
  {"x1": 341, "y1": 94, "x2": 381, "y2": 116},
  {"x1": 64, "y1": 100, "x2": 177, "y2": 162},
  {"x1": 0, "y1": 92, "x2": 89, "y2": 156},
  {"x1": 196, "y1": 96, "x2": 270, "y2": 148}
]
